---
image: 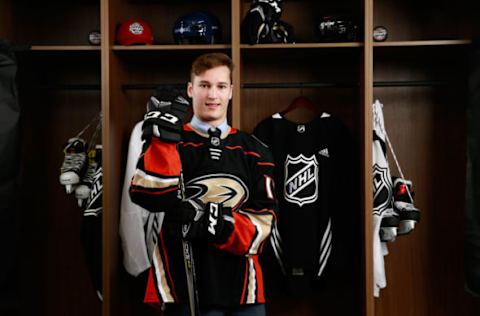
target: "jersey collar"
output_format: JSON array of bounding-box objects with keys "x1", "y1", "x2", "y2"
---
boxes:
[{"x1": 190, "y1": 115, "x2": 229, "y2": 136}]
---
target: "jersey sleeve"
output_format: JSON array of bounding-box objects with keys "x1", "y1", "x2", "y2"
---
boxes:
[
  {"x1": 129, "y1": 135, "x2": 181, "y2": 212},
  {"x1": 214, "y1": 137, "x2": 277, "y2": 257}
]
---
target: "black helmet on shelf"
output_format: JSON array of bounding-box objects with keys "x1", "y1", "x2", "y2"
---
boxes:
[
  {"x1": 315, "y1": 15, "x2": 359, "y2": 42},
  {"x1": 173, "y1": 11, "x2": 221, "y2": 44}
]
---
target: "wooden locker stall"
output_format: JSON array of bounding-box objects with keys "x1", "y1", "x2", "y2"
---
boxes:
[
  {"x1": 0, "y1": 0, "x2": 102, "y2": 315},
  {"x1": 102, "y1": 1, "x2": 234, "y2": 315},
  {"x1": 372, "y1": 0, "x2": 480, "y2": 315}
]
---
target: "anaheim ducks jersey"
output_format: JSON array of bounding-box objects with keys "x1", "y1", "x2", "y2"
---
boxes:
[
  {"x1": 253, "y1": 112, "x2": 358, "y2": 296},
  {"x1": 130, "y1": 123, "x2": 277, "y2": 308}
]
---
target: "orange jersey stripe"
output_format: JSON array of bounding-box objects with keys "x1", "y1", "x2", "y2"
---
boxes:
[
  {"x1": 225, "y1": 145, "x2": 261, "y2": 158},
  {"x1": 182, "y1": 142, "x2": 204, "y2": 148},
  {"x1": 130, "y1": 186, "x2": 177, "y2": 195},
  {"x1": 257, "y1": 161, "x2": 275, "y2": 167}
]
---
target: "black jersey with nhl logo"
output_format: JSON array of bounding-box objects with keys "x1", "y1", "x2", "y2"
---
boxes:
[{"x1": 253, "y1": 112, "x2": 358, "y2": 296}]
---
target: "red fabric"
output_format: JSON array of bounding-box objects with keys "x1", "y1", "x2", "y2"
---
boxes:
[
  {"x1": 214, "y1": 212, "x2": 256, "y2": 256},
  {"x1": 144, "y1": 269, "x2": 161, "y2": 305},
  {"x1": 144, "y1": 138, "x2": 181, "y2": 177},
  {"x1": 252, "y1": 255, "x2": 265, "y2": 303}
]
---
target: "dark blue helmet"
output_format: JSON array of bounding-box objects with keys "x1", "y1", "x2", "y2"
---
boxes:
[{"x1": 173, "y1": 11, "x2": 221, "y2": 44}]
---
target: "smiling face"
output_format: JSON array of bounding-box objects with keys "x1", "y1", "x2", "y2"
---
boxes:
[{"x1": 187, "y1": 65, "x2": 233, "y2": 127}]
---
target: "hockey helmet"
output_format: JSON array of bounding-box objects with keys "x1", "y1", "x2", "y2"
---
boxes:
[
  {"x1": 315, "y1": 15, "x2": 359, "y2": 42},
  {"x1": 173, "y1": 11, "x2": 221, "y2": 44},
  {"x1": 116, "y1": 18, "x2": 154, "y2": 45}
]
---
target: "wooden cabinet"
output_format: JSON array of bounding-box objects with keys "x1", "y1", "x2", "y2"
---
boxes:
[
  {"x1": 371, "y1": 1, "x2": 479, "y2": 315},
  {"x1": 1, "y1": 0, "x2": 479, "y2": 315},
  {"x1": 1, "y1": 1, "x2": 102, "y2": 316}
]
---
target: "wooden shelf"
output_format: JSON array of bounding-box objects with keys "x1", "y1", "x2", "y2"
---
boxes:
[
  {"x1": 373, "y1": 39, "x2": 471, "y2": 47},
  {"x1": 30, "y1": 45, "x2": 100, "y2": 51},
  {"x1": 31, "y1": 41, "x2": 469, "y2": 51},
  {"x1": 240, "y1": 42, "x2": 363, "y2": 49},
  {"x1": 112, "y1": 44, "x2": 231, "y2": 51}
]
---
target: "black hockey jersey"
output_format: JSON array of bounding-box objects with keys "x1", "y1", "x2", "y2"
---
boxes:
[
  {"x1": 80, "y1": 146, "x2": 103, "y2": 301},
  {"x1": 253, "y1": 112, "x2": 358, "y2": 296},
  {"x1": 130, "y1": 123, "x2": 277, "y2": 308}
]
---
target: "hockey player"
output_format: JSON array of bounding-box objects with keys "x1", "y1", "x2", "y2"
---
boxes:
[{"x1": 130, "y1": 53, "x2": 277, "y2": 315}]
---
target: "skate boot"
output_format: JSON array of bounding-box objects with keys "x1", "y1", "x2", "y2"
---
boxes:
[
  {"x1": 392, "y1": 177, "x2": 420, "y2": 235},
  {"x1": 379, "y1": 207, "x2": 400, "y2": 242},
  {"x1": 59, "y1": 137, "x2": 87, "y2": 194}
]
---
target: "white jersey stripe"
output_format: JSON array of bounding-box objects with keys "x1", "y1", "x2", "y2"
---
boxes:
[
  {"x1": 247, "y1": 256, "x2": 257, "y2": 304},
  {"x1": 152, "y1": 246, "x2": 174, "y2": 303}
]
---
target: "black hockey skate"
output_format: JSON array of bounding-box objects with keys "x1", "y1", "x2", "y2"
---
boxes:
[
  {"x1": 59, "y1": 137, "x2": 87, "y2": 194},
  {"x1": 392, "y1": 177, "x2": 420, "y2": 235}
]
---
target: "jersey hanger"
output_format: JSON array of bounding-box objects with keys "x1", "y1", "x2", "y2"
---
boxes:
[{"x1": 280, "y1": 96, "x2": 317, "y2": 115}]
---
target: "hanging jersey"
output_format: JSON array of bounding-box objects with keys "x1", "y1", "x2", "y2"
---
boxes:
[
  {"x1": 120, "y1": 121, "x2": 163, "y2": 277},
  {"x1": 130, "y1": 123, "x2": 277, "y2": 308},
  {"x1": 372, "y1": 100, "x2": 393, "y2": 297},
  {"x1": 253, "y1": 112, "x2": 358, "y2": 296},
  {"x1": 80, "y1": 145, "x2": 103, "y2": 301}
]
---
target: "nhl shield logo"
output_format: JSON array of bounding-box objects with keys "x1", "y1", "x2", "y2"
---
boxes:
[
  {"x1": 373, "y1": 163, "x2": 393, "y2": 216},
  {"x1": 284, "y1": 154, "x2": 319, "y2": 206}
]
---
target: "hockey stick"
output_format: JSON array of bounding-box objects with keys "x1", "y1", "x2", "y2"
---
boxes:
[
  {"x1": 178, "y1": 157, "x2": 200, "y2": 316},
  {"x1": 182, "y1": 238, "x2": 199, "y2": 316}
]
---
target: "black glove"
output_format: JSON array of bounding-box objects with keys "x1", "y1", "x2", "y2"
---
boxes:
[
  {"x1": 241, "y1": 0, "x2": 283, "y2": 45},
  {"x1": 142, "y1": 87, "x2": 190, "y2": 143},
  {"x1": 165, "y1": 200, "x2": 234, "y2": 244}
]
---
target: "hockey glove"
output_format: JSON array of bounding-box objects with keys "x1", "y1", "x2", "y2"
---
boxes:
[
  {"x1": 241, "y1": 0, "x2": 283, "y2": 44},
  {"x1": 392, "y1": 177, "x2": 420, "y2": 235},
  {"x1": 165, "y1": 200, "x2": 234, "y2": 244},
  {"x1": 142, "y1": 87, "x2": 190, "y2": 143}
]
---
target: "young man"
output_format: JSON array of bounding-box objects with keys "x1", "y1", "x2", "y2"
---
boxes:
[{"x1": 130, "y1": 53, "x2": 277, "y2": 316}]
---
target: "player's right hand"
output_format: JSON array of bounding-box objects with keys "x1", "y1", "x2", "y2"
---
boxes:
[
  {"x1": 142, "y1": 88, "x2": 190, "y2": 143},
  {"x1": 164, "y1": 199, "x2": 234, "y2": 244}
]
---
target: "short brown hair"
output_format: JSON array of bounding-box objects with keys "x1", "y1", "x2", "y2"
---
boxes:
[{"x1": 190, "y1": 53, "x2": 234, "y2": 83}]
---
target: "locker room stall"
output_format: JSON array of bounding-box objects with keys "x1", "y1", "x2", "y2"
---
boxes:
[
  {"x1": 1, "y1": 0, "x2": 479, "y2": 315},
  {"x1": 0, "y1": 1, "x2": 102, "y2": 316}
]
